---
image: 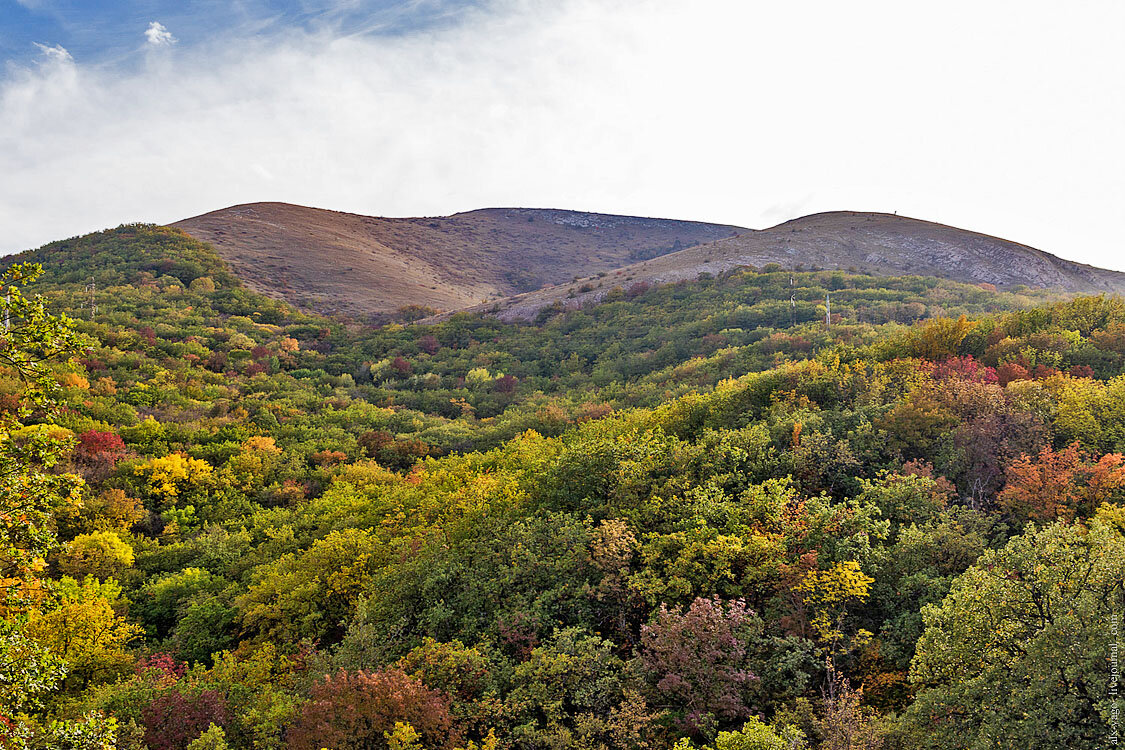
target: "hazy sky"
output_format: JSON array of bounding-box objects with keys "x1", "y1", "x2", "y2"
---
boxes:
[{"x1": 1, "y1": 0, "x2": 1122, "y2": 269}]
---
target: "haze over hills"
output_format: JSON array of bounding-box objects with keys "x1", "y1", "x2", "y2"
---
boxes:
[
  {"x1": 460, "y1": 211, "x2": 1125, "y2": 321},
  {"x1": 172, "y1": 202, "x2": 743, "y2": 318}
]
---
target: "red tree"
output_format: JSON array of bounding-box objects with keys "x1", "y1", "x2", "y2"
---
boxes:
[
  {"x1": 999, "y1": 443, "x2": 1125, "y2": 522},
  {"x1": 134, "y1": 653, "x2": 187, "y2": 685},
  {"x1": 639, "y1": 597, "x2": 761, "y2": 733},
  {"x1": 418, "y1": 334, "x2": 440, "y2": 355},
  {"x1": 286, "y1": 669, "x2": 458, "y2": 750},
  {"x1": 929, "y1": 356, "x2": 998, "y2": 384},
  {"x1": 493, "y1": 374, "x2": 518, "y2": 394},
  {"x1": 75, "y1": 430, "x2": 127, "y2": 462},
  {"x1": 74, "y1": 429, "x2": 128, "y2": 480},
  {"x1": 358, "y1": 429, "x2": 395, "y2": 457},
  {"x1": 996, "y1": 361, "x2": 1030, "y2": 386},
  {"x1": 142, "y1": 690, "x2": 229, "y2": 750}
]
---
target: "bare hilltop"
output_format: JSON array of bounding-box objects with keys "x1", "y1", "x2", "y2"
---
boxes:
[
  {"x1": 174, "y1": 204, "x2": 1125, "y2": 321},
  {"x1": 174, "y1": 202, "x2": 742, "y2": 318}
]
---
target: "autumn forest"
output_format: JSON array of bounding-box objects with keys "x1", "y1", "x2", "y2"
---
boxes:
[{"x1": 1, "y1": 224, "x2": 1122, "y2": 750}]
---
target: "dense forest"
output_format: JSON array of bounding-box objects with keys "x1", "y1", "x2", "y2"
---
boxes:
[{"x1": 2, "y1": 224, "x2": 1122, "y2": 750}]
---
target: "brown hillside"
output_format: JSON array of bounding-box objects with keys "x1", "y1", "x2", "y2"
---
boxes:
[
  {"x1": 460, "y1": 211, "x2": 1125, "y2": 321},
  {"x1": 172, "y1": 202, "x2": 743, "y2": 317}
]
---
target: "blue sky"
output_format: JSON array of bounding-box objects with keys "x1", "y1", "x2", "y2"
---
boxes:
[
  {"x1": 1, "y1": 1, "x2": 479, "y2": 63},
  {"x1": 1, "y1": 1, "x2": 1123, "y2": 269}
]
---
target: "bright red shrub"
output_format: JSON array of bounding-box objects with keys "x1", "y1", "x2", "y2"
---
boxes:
[
  {"x1": 135, "y1": 652, "x2": 187, "y2": 683},
  {"x1": 76, "y1": 430, "x2": 127, "y2": 461}
]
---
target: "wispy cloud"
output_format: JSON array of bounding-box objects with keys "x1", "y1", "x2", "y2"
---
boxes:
[
  {"x1": 144, "y1": 21, "x2": 177, "y2": 47},
  {"x1": 0, "y1": 0, "x2": 1122, "y2": 270},
  {"x1": 32, "y1": 42, "x2": 72, "y2": 63}
]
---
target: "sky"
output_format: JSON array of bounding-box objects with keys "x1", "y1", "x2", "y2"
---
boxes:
[{"x1": 1, "y1": 0, "x2": 1122, "y2": 269}]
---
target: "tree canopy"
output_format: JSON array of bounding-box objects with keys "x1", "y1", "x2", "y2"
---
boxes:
[{"x1": 2, "y1": 225, "x2": 1123, "y2": 749}]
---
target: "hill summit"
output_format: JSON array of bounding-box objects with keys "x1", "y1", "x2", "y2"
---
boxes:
[
  {"x1": 173, "y1": 202, "x2": 742, "y2": 318},
  {"x1": 173, "y1": 203, "x2": 1125, "y2": 321},
  {"x1": 464, "y1": 211, "x2": 1125, "y2": 321}
]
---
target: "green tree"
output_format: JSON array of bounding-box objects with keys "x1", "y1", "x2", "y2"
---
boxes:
[
  {"x1": 186, "y1": 723, "x2": 228, "y2": 750},
  {"x1": 236, "y1": 528, "x2": 383, "y2": 643},
  {"x1": 24, "y1": 577, "x2": 142, "y2": 694},
  {"x1": 901, "y1": 510, "x2": 1125, "y2": 748},
  {"x1": 0, "y1": 263, "x2": 85, "y2": 604},
  {"x1": 713, "y1": 718, "x2": 805, "y2": 750},
  {"x1": 506, "y1": 628, "x2": 654, "y2": 749}
]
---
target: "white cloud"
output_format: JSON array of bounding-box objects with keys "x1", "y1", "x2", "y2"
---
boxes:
[
  {"x1": 144, "y1": 22, "x2": 176, "y2": 47},
  {"x1": 32, "y1": 42, "x2": 72, "y2": 63},
  {"x1": 1, "y1": 0, "x2": 1123, "y2": 272}
]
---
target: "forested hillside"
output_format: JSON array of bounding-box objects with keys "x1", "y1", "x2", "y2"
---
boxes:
[{"x1": 2, "y1": 224, "x2": 1122, "y2": 750}]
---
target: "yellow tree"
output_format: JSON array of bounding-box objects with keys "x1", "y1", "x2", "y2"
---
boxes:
[
  {"x1": 57, "y1": 531, "x2": 136, "y2": 581},
  {"x1": 793, "y1": 561, "x2": 874, "y2": 651},
  {"x1": 23, "y1": 577, "x2": 142, "y2": 694},
  {"x1": 134, "y1": 452, "x2": 214, "y2": 505}
]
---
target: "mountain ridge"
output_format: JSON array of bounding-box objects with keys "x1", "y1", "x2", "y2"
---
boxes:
[
  {"x1": 171, "y1": 202, "x2": 1125, "y2": 322},
  {"x1": 172, "y1": 202, "x2": 744, "y2": 318},
  {"x1": 454, "y1": 210, "x2": 1125, "y2": 321}
]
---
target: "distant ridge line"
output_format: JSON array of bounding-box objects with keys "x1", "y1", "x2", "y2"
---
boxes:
[{"x1": 171, "y1": 203, "x2": 1125, "y2": 321}]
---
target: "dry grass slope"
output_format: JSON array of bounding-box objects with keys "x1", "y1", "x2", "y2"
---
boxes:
[
  {"x1": 464, "y1": 211, "x2": 1125, "y2": 321},
  {"x1": 173, "y1": 202, "x2": 743, "y2": 318}
]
